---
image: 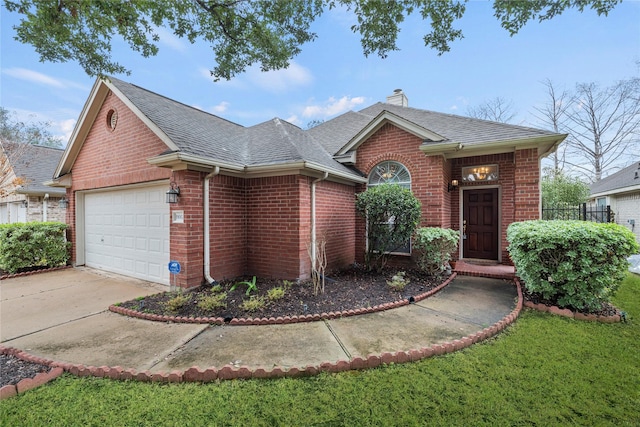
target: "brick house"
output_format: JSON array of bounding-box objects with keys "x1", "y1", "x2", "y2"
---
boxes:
[
  {"x1": 1, "y1": 143, "x2": 66, "y2": 224},
  {"x1": 589, "y1": 161, "x2": 640, "y2": 244},
  {"x1": 48, "y1": 78, "x2": 565, "y2": 287}
]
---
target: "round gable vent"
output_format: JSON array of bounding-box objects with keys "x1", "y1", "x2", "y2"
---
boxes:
[{"x1": 106, "y1": 109, "x2": 118, "y2": 131}]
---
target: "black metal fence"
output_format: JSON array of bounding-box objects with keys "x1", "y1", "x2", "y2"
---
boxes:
[{"x1": 542, "y1": 203, "x2": 612, "y2": 223}]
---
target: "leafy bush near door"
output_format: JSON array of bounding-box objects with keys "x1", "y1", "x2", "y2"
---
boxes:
[
  {"x1": 355, "y1": 183, "x2": 421, "y2": 272},
  {"x1": 507, "y1": 220, "x2": 638, "y2": 311},
  {"x1": 0, "y1": 222, "x2": 70, "y2": 273},
  {"x1": 413, "y1": 227, "x2": 459, "y2": 274}
]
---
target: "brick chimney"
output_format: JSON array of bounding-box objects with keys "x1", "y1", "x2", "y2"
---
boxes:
[{"x1": 386, "y1": 89, "x2": 408, "y2": 107}]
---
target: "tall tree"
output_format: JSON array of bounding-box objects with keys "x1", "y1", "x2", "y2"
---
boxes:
[
  {"x1": 0, "y1": 107, "x2": 64, "y2": 148},
  {"x1": 467, "y1": 97, "x2": 516, "y2": 123},
  {"x1": 3, "y1": 0, "x2": 623, "y2": 80},
  {"x1": 532, "y1": 79, "x2": 570, "y2": 175},
  {"x1": 564, "y1": 78, "x2": 640, "y2": 182}
]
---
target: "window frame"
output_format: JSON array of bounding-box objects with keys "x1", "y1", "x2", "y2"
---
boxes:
[{"x1": 366, "y1": 161, "x2": 412, "y2": 255}]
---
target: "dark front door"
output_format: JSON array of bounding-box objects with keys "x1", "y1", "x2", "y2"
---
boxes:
[{"x1": 463, "y1": 188, "x2": 499, "y2": 260}]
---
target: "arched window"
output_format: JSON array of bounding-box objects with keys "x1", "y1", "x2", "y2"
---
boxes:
[
  {"x1": 368, "y1": 161, "x2": 411, "y2": 188},
  {"x1": 366, "y1": 160, "x2": 412, "y2": 254}
]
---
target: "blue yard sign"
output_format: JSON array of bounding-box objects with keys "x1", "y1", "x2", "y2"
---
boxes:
[{"x1": 168, "y1": 260, "x2": 181, "y2": 274}]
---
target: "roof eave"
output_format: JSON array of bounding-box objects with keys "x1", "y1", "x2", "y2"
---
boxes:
[
  {"x1": 54, "y1": 77, "x2": 179, "y2": 179},
  {"x1": 336, "y1": 111, "x2": 446, "y2": 156},
  {"x1": 590, "y1": 183, "x2": 640, "y2": 198},
  {"x1": 420, "y1": 134, "x2": 567, "y2": 159}
]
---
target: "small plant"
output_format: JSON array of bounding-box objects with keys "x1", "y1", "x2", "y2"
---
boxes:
[
  {"x1": 210, "y1": 284, "x2": 223, "y2": 293},
  {"x1": 197, "y1": 292, "x2": 227, "y2": 311},
  {"x1": 282, "y1": 280, "x2": 294, "y2": 290},
  {"x1": 267, "y1": 286, "x2": 286, "y2": 301},
  {"x1": 231, "y1": 276, "x2": 258, "y2": 295},
  {"x1": 240, "y1": 295, "x2": 267, "y2": 312},
  {"x1": 164, "y1": 292, "x2": 192, "y2": 312},
  {"x1": 135, "y1": 296, "x2": 145, "y2": 301},
  {"x1": 386, "y1": 271, "x2": 410, "y2": 291}
]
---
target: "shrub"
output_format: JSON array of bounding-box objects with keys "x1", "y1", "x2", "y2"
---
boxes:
[
  {"x1": 197, "y1": 292, "x2": 227, "y2": 311},
  {"x1": 164, "y1": 292, "x2": 192, "y2": 312},
  {"x1": 386, "y1": 271, "x2": 409, "y2": 291},
  {"x1": 355, "y1": 184, "x2": 421, "y2": 271},
  {"x1": 0, "y1": 222, "x2": 70, "y2": 273},
  {"x1": 507, "y1": 220, "x2": 639, "y2": 311},
  {"x1": 267, "y1": 286, "x2": 286, "y2": 301},
  {"x1": 240, "y1": 295, "x2": 267, "y2": 312},
  {"x1": 413, "y1": 227, "x2": 459, "y2": 274}
]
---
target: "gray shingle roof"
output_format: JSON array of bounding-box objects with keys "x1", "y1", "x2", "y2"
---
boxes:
[
  {"x1": 590, "y1": 161, "x2": 640, "y2": 195},
  {"x1": 5, "y1": 143, "x2": 65, "y2": 195},
  {"x1": 106, "y1": 78, "x2": 561, "y2": 180},
  {"x1": 360, "y1": 103, "x2": 558, "y2": 147}
]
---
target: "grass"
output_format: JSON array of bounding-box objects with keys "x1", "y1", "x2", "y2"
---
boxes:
[{"x1": 2, "y1": 273, "x2": 639, "y2": 426}]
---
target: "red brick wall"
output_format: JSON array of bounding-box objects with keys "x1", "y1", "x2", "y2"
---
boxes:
[
  {"x1": 314, "y1": 180, "x2": 357, "y2": 273},
  {"x1": 168, "y1": 170, "x2": 206, "y2": 288},
  {"x1": 514, "y1": 148, "x2": 541, "y2": 222},
  {"x1": 67, "y1": 91, "x2": 171, "y2": 265},
  {"x1": 451, "y1": 153, "x2": 515, "y2": 262},
  {"x1": 209, "y1": 174, "x2": 247, "y2": 280},
  {"x1": 245, "y1": 175, "x2": 306, "y2": 280},
  {"x1": 71, "y1": 91, "x2": 170, "y2": 191},
  {"x1": 353, "y1": 123, "x2": 449, "y2": 264}
]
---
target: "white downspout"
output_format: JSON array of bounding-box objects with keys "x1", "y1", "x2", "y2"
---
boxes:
[
  {"x1": 204, "y1": 166, "x2": 220, "y2": 285},
  {"x1": 310, "y1": 172, "x2": 329, "y2": 272},
  {"x1": 43, "y1": 193, "x2": 49, "y2": 222}
]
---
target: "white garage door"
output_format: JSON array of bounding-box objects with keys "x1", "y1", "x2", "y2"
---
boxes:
[{"x1": 84, "y1": 185, "x2": 170, "y2": 285}]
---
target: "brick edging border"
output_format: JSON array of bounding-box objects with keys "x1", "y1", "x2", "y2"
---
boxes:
[
  {"x1": 523, "y1": 300, "x2": 622, "y2": 323},
  {"x1": 109, "y1": 273, "x2": 459, "y2": 325},
  {"x1": 0, "y1": 347, "x2": 64, "y2": 400},
  {"x1": 0, "y1": 276, "x2": 524, "y2": 389},
  {"x1": 0, "y1": 265, "x2": 72, "y2": 281}
]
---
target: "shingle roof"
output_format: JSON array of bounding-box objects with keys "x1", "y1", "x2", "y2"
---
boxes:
[
  {"x1": 360, "y1": 103, "x2": 558, "y2": 147},
  {"x1": 590, "y1": 161, "x2": 640, "y2": 195},
  {"x1": 5, "y1": 143, "x2": 65, "y2": 195},
  {"x1": 106, "y1": 78, "x2": 562, "y2": 180}
]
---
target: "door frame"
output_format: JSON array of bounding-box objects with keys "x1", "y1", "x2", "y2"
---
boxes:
[{"x1": 458, "y1": 184, "x2": 502, "y2": 262}]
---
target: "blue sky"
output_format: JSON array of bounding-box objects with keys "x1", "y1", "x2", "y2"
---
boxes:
[{"x1": 1, "y1": 1, "x2": 638, "y2": 147}]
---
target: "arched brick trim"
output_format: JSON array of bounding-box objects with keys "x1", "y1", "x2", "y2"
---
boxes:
[{"x1": 363, "y1": 153, "x2": 418, "y2": 183}]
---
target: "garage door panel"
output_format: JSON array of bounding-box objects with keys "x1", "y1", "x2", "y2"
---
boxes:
[{"x1": 85, "y1": 185, "x2": 170, "y2": 285}]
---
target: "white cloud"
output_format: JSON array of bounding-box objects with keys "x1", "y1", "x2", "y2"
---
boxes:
[
  {"x1": 3, "y1": 68, "x2": 65, "y2": 88},
  {"x1": 449, "y1": 96, "x2": 470, "y2": 112},
  {"x1": 286, "y1": 115, "x2": 301, "y2": 126},
  {"x1": 247, "y1": 61, "x2": 313, "y2": 92},
  {"x1": 154, "y1": 26, "x2": 188, "y2": 52},
  {"x1": 302, "y1": 96, "x2": 366, "y2": 118},
  {"x1": 210, "y1": 101, "x2": 229, "y2": 114},
  {"x1": 58, "y1": 118, "x2": 76, "y2": 143}
]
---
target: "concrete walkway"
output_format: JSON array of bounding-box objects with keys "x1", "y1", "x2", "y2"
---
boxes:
[{"x1": 1, "y1": 268, "x2": 519, "y2": 377}]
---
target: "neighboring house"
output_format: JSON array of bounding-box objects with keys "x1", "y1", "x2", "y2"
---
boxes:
[
  {"x1": 589, "y1": 161, "x2": 640, "y2": 244},
  {"x1": 47, "y1": 78, "x2": 565, "y2": 287},
  {"x1": 0, "y1": 142, "x2": 66, "y2": 224}
]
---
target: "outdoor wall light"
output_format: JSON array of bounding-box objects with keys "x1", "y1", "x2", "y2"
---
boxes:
[
  {"x1": 166, "y1": 182, "x2": 180, "y2": 204},
  {"x1": 448, "y1": 179, "x2": 459, "y2": 192},
  {"x1": 21, "y1": 200, "x2": 28, "y2": 208},
  {"x1": 59, "y1": 197, "x2": 68, "y2": 209}
]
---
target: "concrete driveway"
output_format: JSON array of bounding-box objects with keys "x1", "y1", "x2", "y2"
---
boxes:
[{"x1": 1, "y1": 268, "x2": 519, "y2": 374}]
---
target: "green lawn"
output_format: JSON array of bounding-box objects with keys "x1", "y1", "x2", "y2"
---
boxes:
[{"x1": 2, "y1": 274, "x2": 639, "y2": 426}]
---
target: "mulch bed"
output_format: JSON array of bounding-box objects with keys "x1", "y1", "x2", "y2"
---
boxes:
[
  {"x1": 117, "y1": 266, "x2": 444, "y2": 320},
  {"x1": 0, "y1": 354, "x2": 51, "y2": 388}
]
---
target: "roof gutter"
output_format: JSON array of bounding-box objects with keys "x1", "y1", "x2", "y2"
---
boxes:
[{"x1": 203, "y1": 166, "x2": 220, "y2": 285}]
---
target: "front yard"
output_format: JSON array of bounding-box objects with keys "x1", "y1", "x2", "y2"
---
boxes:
[{"x1": 1, "y1": 273, "x2": 638, "y2": 425}]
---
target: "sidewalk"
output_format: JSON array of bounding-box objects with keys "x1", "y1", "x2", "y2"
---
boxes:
[{"x1": 1, "y1": 268, "x2": 519, "y2": 378}]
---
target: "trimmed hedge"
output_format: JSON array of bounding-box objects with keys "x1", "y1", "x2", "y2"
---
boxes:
[
  {"x1": 507, "y1": 220, "x2": 639, "y2": 311},
  {"x1": 413, "y1": 227, "x2": 459, "y2": 274},
  {"x1": 0, "y1": 222, "x2": 70, "y2": 274}
]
